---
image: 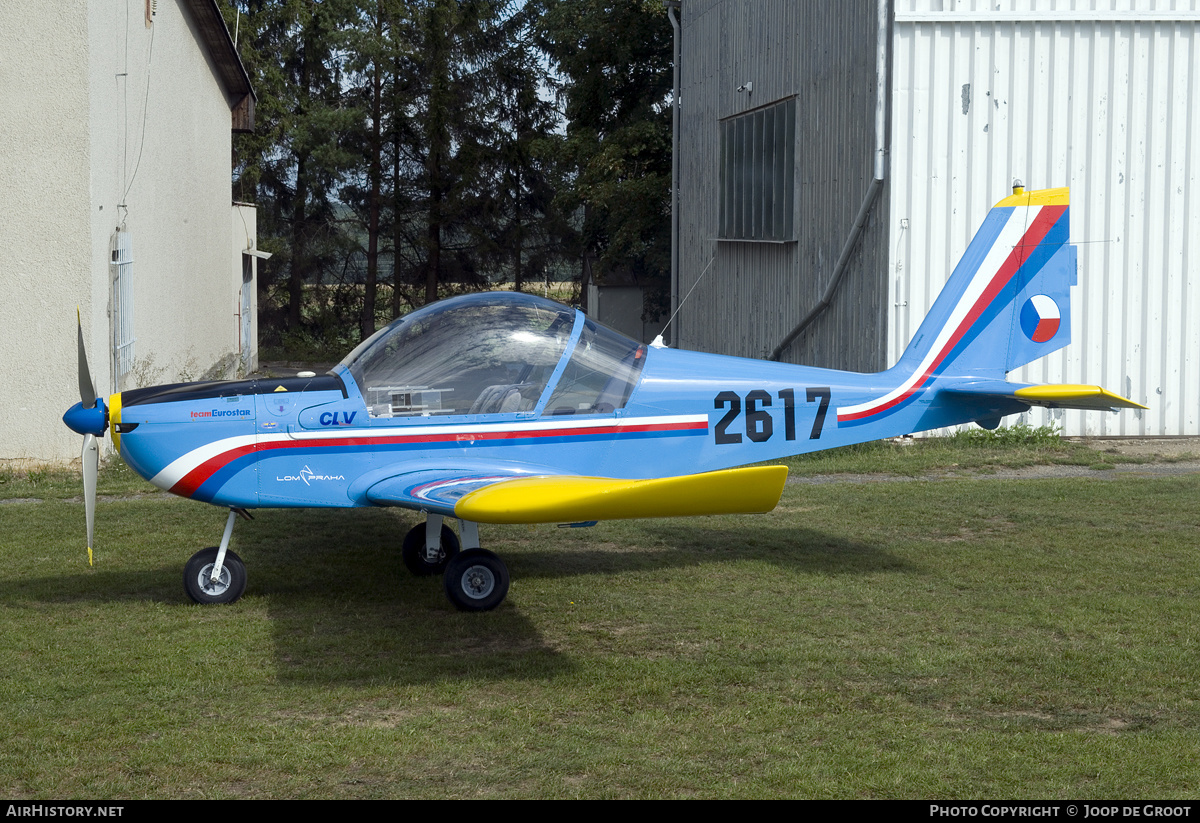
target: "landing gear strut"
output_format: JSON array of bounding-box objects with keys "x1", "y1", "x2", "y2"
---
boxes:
[
  {"x1": 401, "y1": 514, "x2": 460, "y2": 575},
  {"x1": 182, "y1": 509, "x2": 512, "y2": 611},
  {"x1": 405, "y1": 517, "x2": 510, "y2": 611},
  {"x1": 183, "y1": 508, "x2": 252, "y2": 605}
]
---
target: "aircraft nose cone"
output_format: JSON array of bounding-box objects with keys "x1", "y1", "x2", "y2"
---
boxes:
[{"x1": 63, "y1": 400, "x2": 108, "y2": 437}]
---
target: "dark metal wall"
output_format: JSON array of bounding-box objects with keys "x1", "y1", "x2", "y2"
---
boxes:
[{"x1": 676, "y1": 0, "x2": 890, "y2": 372}]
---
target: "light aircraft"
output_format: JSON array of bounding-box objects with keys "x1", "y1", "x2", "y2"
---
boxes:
[{"x1": 63, "y1": 186, "x2": 1143, "y2": 611}]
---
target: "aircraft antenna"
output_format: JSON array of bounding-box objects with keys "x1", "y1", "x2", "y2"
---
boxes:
[{"x1": 652, "y1": 241, "x2": 717, "y2": 348}]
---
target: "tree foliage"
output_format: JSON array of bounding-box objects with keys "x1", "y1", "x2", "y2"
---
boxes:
[
  {"x1": 533, "y1": 0, "x2": 674, "y2": 314},
  {"x1": 221, "y1": 0, "x2": 673, "y2": 352},
  {"x1": 225, "y1": 0, "x2": 360, "y2": 344}
]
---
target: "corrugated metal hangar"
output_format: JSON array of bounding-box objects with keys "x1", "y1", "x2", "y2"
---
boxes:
[{"x1": 670, "y1": 0, "x2": 1200, "y2": 436}]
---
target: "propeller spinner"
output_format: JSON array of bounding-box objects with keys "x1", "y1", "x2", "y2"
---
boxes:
[{"x1": 62, "y1": 310, "x2": 108, "y2": 566}]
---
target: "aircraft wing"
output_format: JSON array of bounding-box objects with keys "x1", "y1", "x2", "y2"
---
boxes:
[
  {"x1": 364, "y1": 464, "x2": 790, "y2": 525},
  {"x1": 943, "y1": 381, "x2": 1147, "y2": 412}
]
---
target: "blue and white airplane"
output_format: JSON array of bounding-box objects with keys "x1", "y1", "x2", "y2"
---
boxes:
[{"x1": 64, "y1": 186, "x2": 1143, "y2": 611}]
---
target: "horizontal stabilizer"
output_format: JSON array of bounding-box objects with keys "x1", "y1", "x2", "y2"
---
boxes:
[
  {"x1": 944, "y1": 381, "x2": 1146, "y2": 412},
  {"x1": 1014, "y1": 384, "x2": 1147, "y2": 411},
  {"x1": 454, "y1": 465, "x2": 789, "y2": 525}
]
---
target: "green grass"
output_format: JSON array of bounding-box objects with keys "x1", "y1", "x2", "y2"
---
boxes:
[
  {"x1": 1, "y1": 439, "x2": 1198, "y2": 798},
  {"x1": 0, "y1": 460, "x2": 150, "y2": 501},
  {"x1": 780, "y1": 425, "x2": 1144, "y2": 476}
]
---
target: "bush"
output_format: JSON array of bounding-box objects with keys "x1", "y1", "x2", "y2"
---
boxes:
[{"x1": 948, "y1": 422, "x2": 1062, "y2": 447}]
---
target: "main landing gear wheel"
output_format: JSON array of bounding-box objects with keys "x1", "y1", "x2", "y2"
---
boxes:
[
  {"x1": 183, "y1": 547, "x2": 247, "y2": 605},
  {"x1": 443, "y1": 549, "x2": 510, "y2": 612},
  {"x1": 402, "y1": 523, "x2": 461, "y2": 576}
]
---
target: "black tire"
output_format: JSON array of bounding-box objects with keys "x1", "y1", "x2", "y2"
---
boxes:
[
  {"x1": 183, "y1": 547, "x2": 247, "y2": 605},
  {"x1": 402, "y1": 522, "x2": 461, "y2": 576},
  {"x1": 443, "y1": 549, "x2": 510, "y2": 612}
]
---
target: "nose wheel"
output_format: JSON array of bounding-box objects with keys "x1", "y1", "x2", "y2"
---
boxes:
[
  {"x1": 183, "y1": 508, "x2": 250, "y2": 605},
  {"x1": 183, "y1": 546, "x2": 247, "y2": 604}
]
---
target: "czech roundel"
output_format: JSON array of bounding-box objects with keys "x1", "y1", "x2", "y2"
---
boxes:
[{"x1": 1020, "y1": 294, "x2": 1061, "y2": 343}]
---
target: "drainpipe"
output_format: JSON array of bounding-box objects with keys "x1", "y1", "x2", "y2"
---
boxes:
[
  {"x1": 666, "y1": 1, "x2": 681, "y2": 345},
  {"x1": 768, "y1": 0, "x2": 891, "y2": 362}
]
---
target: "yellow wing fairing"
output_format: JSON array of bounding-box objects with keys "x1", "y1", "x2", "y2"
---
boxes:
[
  {"x1": 454, "y1": 465, "x2": 789, "y2": 525},
  {"x1": 1013, "y1": 384, "x2": 1148, "y2": 411}
]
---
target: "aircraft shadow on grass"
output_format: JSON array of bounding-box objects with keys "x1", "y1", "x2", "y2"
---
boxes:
[{"x1": 7, "y1": 505, "x2": 909, "y2": 686}]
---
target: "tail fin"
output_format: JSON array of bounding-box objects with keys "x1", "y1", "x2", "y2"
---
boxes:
[
  {"x1": 836, "y1": 186, "x2": 1144, "y2": 430},
  {"x1": 895, "y1": 186, "x2": 1074, "y2": 380}
]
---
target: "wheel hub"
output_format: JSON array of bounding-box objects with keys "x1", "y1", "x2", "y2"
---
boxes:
[
  {"x1": 197, "y1": 563, "x2": 231, "y2": 596},
  {"x1": 461, "y1": 565, "x2": 495, "y2": 600}
]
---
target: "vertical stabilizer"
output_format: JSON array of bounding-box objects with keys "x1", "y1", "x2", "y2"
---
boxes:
[
  {"x1": 896, "y1": 186, "x2": 1074, "y2": 378},
  {"x1": 837, "y1": 187, "x2": 1075, "y2": 426}
]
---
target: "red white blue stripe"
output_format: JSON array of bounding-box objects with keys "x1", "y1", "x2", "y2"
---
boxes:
[
  {"x1": 836, "y1": 203, "x2": 1066, "y2": 424},
  {"x1": 149, "y1": 414, "x2": 709, "y2": 499}
]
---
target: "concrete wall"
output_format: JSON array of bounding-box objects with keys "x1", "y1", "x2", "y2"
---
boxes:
[
  {"x1": 233, "y1": 203, "x2": 259, "y2": 374},
  {"x1": 0, "y1": 0, "x2": 251, "y2": 463},
  {"x1": 89, "y1": 0, "x2": 242, "y2": 392},
  {"x1": 0, "y1": 0, "x2": 94, "y2": 462}
]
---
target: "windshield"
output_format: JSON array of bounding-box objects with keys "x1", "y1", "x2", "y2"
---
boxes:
[
  {"x1": 343, "y1": 292, "x2": 576, "y2": 417},
  {"x1": 544, "y1": 316, "x2": 646, "y2": 415},
  {"x1": 341, "y1": 292, "x2": 645, "y2": 418}
]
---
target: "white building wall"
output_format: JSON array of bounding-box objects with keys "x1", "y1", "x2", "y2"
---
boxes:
[
  {"x1": 232, "y1": 203, "x2": 259, "y2": 374},
  {"x1": 89, "y1": 0, "x2": 242, "y2": 393},
  {"x1": 0, "y1": 0, "x2": 95, "y2": 462},
  {"x1": 890, "y1": 1, "x2": 1200, "y2": 436},
  {"x1": 0, "y1": 1, "x2": 252, "y2": 463}
]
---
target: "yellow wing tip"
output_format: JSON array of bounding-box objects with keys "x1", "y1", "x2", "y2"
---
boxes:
[{"x1": 994, "y1": 186, "x2": 1069, "y2": 208}]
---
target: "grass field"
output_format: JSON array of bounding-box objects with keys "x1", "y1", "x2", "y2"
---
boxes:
[{"x1": 1, "y1": 439, "x2": 1198, "y2": 798}]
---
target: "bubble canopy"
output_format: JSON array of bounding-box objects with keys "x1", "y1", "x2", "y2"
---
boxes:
[{"x1": 340, "y1": 292, "x2": 646, "y2": 418}]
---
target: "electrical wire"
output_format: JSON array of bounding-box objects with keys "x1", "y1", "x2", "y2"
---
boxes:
[{"x1": 120, "y1": 19, "x2": 155, "y2": 221}]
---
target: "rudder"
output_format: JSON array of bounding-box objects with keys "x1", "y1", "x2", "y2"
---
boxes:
[
  {"x1": 895, "y1": 186, "x2": 1075, "y2": 381},
  {"x1": 837, "y1": 186, "x2": 1142, "y2": 430}
]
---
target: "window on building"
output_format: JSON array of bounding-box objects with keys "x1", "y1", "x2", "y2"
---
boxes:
[{"x1": 719, "y1": 97, "x2": 796, "y2": 242}]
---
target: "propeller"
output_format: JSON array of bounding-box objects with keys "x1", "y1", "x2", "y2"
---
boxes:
[
  {"x1": 82, "y1": 433, "x2": 98, "y2": 567},
  {"x1": 63, "y1": 309, "x2": 108, "y2": 567},
  {"x1": 77, "y1": 308, "x2": 98, "y2": 410}
]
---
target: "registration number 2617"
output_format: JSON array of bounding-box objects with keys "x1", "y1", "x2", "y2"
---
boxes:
[{"x1": 713, "y1": 388, "x2": 831, "y2": 444}]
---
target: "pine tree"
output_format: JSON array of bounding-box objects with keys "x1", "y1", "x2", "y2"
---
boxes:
[
  {"x1": 224, "y1": 0, "x2": 359, "y2": 341},
  {"x1": 534, "y1": 0, "x2": 674, "y2": 313}
]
